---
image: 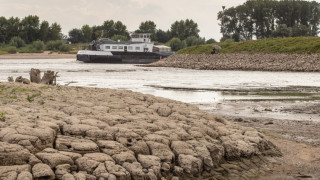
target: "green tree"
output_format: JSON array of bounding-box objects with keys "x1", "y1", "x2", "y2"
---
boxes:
[
  {"x1": 9, "y1": 36, "x2": 25, "y2": 48},
  {"x1": 271, "y1": 24, "x2": 291, "y2": 37},
  {"x1": 81, "y1": 24, "x2": 93, "y2": 42},
  {"x1": 111, "y1": 35, "x2": 129, "y2": 42},
  {"x1": 206, "y1": 38, "x2": 216, "y2": 44},
  {"x1": 155, "y1": 29, "x2": 170, "y2": 43},
  {"x1": 136, "y1": 21, "x2": 157, "y2": 41},
  {"x1": 32, "y1": 40, "x2": 45, "y2": 51},
  {"x1": 48, "y1": 22, "x2": 62, "y2": 41},
  {"x1": 185, "y1": 36, "x2": 205, "y2": 47},
  {"x1": 39, "y1": 21, "x2": 49, "y2": 42},
  {"x1": 19, "y1": 15, "x2": 39, "y2": 43},
  {"x1": 0, "y1": 17, "x2": 8, "y2": 43},
  {"x1": 68, "y1": 28, "x2": 82, "y2": 44},
  {"x1": 114, "y1": 21, "x2": 129, "y2": 37},
  {"x1": 6, "y1": 17, "x2": 21, "y2": 43},
  {"x1": 169, "y1": 37, "x2": 186, "y2": 51},
  {"x1": 291, "y1": 24, "x2": 310, "y2": 37},
  {"x1": 218, "y1": 0, "x2": 320, "y2": 40},
  {"x1": 170, "y1": 19, "x2": 200, "y2": 40}
]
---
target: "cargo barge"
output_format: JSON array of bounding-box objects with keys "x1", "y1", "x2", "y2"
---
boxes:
[{"x1": 76, "y1": 33, "x2": 173, "y2": 63}]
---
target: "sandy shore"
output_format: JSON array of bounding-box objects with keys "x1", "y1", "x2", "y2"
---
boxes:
[
  {"x1": 0, "y1": 82, "x2": 282, "y2": 179},
  {"x1": 0, "y1": 51, "x2": 75, "y2": 59},
  {"x1": 146, "y1": 53, "x2": 320, "y2": 72}
]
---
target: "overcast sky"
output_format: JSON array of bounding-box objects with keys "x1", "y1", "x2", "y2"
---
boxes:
[{"x1": 0, "y1": 0, "x2": 318, "y2": 41}]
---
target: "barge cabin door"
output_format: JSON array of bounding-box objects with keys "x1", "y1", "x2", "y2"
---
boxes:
[{"x1": 124, "y1": 46, "x2": 127, "y2": 52}]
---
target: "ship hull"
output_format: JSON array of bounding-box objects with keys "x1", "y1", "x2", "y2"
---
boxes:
[{"x1": 77, "y1": 50, "x2": 173, "y2": 64}]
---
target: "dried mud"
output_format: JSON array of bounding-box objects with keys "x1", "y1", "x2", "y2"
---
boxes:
[{"x1": 0, "y1": 82, "x2": 281, "y2": 180}]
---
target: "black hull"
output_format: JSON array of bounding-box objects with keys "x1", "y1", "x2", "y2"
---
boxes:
[{"x1": 77, "y1": 51, "x2": 173, "y2": 64}]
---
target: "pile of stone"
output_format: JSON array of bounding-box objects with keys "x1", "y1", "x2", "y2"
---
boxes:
[
  {"x1": 0, "y1": 83, "x2": 281, "y2": 179},
  {"x1": 147, "y1": 53, "x2": 320, "y2": 72}
]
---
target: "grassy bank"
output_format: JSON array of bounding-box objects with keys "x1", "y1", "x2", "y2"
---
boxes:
[{"x1": 177, "y1": 37, "x2": 320, "y2": 54}]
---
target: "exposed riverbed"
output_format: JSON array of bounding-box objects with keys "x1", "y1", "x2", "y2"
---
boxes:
[
  {"x1": 1, "y1": 58, "x2": 320, "y2": 123},
  {"x1": 1, "y1": 58, "x2": 320, "y2": 179}
]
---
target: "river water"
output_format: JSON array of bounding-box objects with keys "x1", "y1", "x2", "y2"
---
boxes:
[{"x1": 1, "y1": 59, "x2": 320, "y2": 105}]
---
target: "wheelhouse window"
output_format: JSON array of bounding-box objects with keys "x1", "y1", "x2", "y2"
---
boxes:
[
  {"x1": 112, "y1": 46, "x2": 117, "y2": 50},
  {"x1": 105, "y1": 46, "x2": 110, "y2": 49}
]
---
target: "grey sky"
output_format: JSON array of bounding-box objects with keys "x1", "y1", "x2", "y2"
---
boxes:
[{"x1": 0, "y1": 0, "x2": 318, "y2": 41}]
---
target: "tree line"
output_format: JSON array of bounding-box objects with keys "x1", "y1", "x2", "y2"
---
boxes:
[
  {"x1": 68, "y1": 19, "x2": 216, "y2": 51},
  {"x1": 0, "y1": 15, "x2": 62, "y2": 44},
  {"x1": 218, "y1": 0, "x2": 320, "y2": 41}
]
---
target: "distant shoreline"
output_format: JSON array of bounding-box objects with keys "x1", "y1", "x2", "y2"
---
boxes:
[
  {"x1": 145, "y1": 53, "x2": 320, "y2": 72},
  {"x1": 0, "y1": 51, "x2": 75, "y2": 59}
]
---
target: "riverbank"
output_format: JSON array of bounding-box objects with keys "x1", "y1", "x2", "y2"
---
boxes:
[
  {"x1": 146, "y1": 53, "x2": 320, "y2": 72},
  {"x1": 0, "y1": 51, "x2": 75, "y2": 59},
  {"x1": 0, "y1": 82, "x2": 281, "y2": 179}
]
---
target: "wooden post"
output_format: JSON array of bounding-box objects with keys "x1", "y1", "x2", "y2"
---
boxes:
[
  {"x1": 41, "y1": 70, "x2": 58, "y2": 85},
  {"x1": 30, "y1": 68, "x2": 41, "y2": 83}
]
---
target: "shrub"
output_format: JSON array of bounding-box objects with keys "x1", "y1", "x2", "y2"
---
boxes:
[
  {"x1": 7, "y1": 46, "x2": 17, "y2": 54},
  {"x1": 169, "y1": 38, "x2": 187, "y2": 51},
  {"x1": 59, "y1": 44, "x2": 71, "y2": 52},
  {"x1": 32, "y1": 40, "x2": 45, "y2": 51},
  {"x1": 46, "y1": 40, "x2": 64, "y2": 51},
  {"x1": 9, "y1": 37, "x2": 25, "y2": 48}
]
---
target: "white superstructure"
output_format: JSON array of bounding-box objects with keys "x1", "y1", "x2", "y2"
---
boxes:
[{"x1": 97, "y1": 33, "x2": 154, "y2": 53}]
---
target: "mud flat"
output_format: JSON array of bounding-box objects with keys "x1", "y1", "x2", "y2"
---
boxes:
[
  {"x1": 146, "y1": 53, "x2": 320, "y2": 72},
  {"x1": 0, "y1": 82, "x2": 281, "y2": 179},
  {"x1": 0, "y1": 51, "x2": 75, "y2": 59}
]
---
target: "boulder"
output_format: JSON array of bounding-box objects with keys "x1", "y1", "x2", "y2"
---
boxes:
[{"x1": 32, "y1": 163, "x2": 55, "y2": 180}]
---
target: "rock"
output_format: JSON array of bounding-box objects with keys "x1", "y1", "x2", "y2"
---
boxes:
[
  {"x1": 122, "y1": 162, "x2": 145, "y2": 180},
  {"x1": 178, "y1": 154, "x2": 202, "y2": 176},
  {"x1": 36, "y1": 149, "x2": 74, "y2": 168},
  {"x1": 17, "y1": 171, "x2": 33, "y2": 180},
  {"x1": 7, "y1": 76, "x2": 14, "y2": 82},
  {"x1": 0, "y1": 165, "x2": 31, "y2": 180},
  {"x1": 147, "y1": 141, "x2": 174, "y2": 164},
  {"x1": 173, "y1": 166, "x2": 184, "y2": 176},
  {"x1": 15, "y1": 76, "x2": 23, "y2": 83},
  {"x1": 55, "y1": 135, "x2": 99, "y2": 154},
  {"x1": 55, "y1": 164, "x2": 71, "y2": 179},
  {"x1": 84, "y1": 153, "x2": 114, "y2": 163},
  {"x1": 32, "y1": 163, "x2": 55, "y2": 180},
  {"x1": 22, "y1": 78, "x2": 30, "y2": 84},
  {"x1": 137, "y1": 155, "x2": 161, "y2": 177},
  {"x1": 75, "y1": 157, "x2": 100, "y2": 174},
  {"x1": 62, "y1": 173, "x2": 75, "y2": 180},
  {"x1": 97, "y1": 140, "x2": 130, "y2": 156},
  {"x1": 0, "y1": 126, "x2": 56, "y2": 152},
  {"x1": 0, "y1": 142, "x2": 31, "y2": 166},
  {"x1": 112, "y1": 151, "x2": 137, "y2": 165},
  {"x1": 93, "y1": 163, "x2": 108, "y2": 177},
  {"x1": 105, "y1": 161, "x2": 130, "y2": 180}
]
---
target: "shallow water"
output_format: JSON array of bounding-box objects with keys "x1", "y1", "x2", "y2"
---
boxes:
[{"x1": 1, "y1": 58, "x2": 320, "y2": 104}]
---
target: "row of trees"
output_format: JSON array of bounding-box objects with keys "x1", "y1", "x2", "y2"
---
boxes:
[
  {"x1": 218, "y1": 0, "x2": 320, "y2": 41},
  {"x1": 0, "y1": 15, "x2": 62, "y2": 44},
  {"x1": 68, "y1": 19, "x2": 215, "y2": 49}
]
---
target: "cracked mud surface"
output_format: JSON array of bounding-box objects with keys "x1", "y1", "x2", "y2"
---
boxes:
[{"x1": 0, "y1": 82, "x2": 281, "y2": 180}]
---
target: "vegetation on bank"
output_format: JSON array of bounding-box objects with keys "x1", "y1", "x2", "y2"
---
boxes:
[{"x1": 177, "y1": 37, "x2": 320, "y2": 54}]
